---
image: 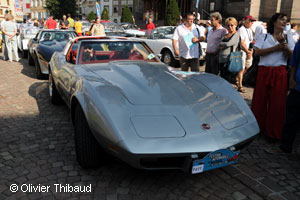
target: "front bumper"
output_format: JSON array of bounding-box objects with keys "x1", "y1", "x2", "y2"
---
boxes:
[{"x1": 113, "y1": 134, "x2": 257, "y2": 172}]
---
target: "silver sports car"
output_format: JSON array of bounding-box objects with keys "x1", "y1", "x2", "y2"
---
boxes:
[{"x1": 49, "y1": 36, "x2": 259, "y2": 173}]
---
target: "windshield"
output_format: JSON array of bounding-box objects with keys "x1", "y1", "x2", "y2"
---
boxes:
[
  {"x1": 78, "y1": 41, "x2": 159, "y2": 64},
  {"x1": 103, "y1": 23, "x2": 124, "y2": 33},
  {"x1": 25, "y1": 28, "x2": 40, "y2": 35},
  {"x1": 150, "y1": 27, "x2": 175, "y2": 39},
  {"x1": 40, "y1": 31, "x2": 77, "y2": 41}
]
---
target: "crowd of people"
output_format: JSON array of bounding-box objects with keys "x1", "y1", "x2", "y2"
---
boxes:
[{"x1": 172, "y1": 12, "x2": 300, "y2": 154}]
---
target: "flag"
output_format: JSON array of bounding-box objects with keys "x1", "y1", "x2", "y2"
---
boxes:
[
  {"x1": 196, "y1": 0, "x2": 199, "y2": 8},
  {"x1": 96, "y1": 2, "x2": 101, "y2": 18}
]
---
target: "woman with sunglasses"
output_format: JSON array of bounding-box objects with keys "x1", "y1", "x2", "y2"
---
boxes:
[{"x1": 218, "y1": 17, "x2": 240, "y2": 82}]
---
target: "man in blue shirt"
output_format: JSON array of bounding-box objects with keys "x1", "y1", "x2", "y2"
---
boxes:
[{"x1": 268, "y1": 40, "x2": 300, "y2": 154}]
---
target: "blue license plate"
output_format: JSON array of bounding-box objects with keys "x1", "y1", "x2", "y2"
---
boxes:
[{"x1": 192, "y1": 149, "x2": 240, "y2": 174}]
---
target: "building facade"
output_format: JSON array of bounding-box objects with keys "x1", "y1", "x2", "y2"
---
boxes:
[
  {"x1": 0, "y1": 0, "x2": 24, "y2": 21},
  {"x1": 30, "y1": 0, "x2": 48, "y2": 20}
]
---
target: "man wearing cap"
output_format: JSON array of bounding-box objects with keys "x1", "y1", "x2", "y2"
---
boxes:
[{"x1": 237, "y1": 15, "x2": 255, "y2": 92}]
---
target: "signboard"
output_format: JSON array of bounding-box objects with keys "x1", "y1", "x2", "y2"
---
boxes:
[{"x1": 15, "y1": 0, "x2": 24, "y2": 16}]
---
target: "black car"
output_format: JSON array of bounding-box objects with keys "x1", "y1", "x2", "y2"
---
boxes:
[{"x1": 27, "y1": 29, "x2": 78, "y2": 79}]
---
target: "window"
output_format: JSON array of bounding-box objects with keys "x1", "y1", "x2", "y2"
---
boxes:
[
  {"x1": 7, "y1": 0, "x2": 10, "y2": 6},
  {"x1": 113, "y1": 6, "x2": 118, "y2": 13},
  {"x1": 30, "y1": 1, "x2": 33, "y2": 7},
  {"x1": 104, "y1": 6, "x2": 109, "y2": 14},
  {"x1": 0, "y1": 9, "x2": 3, "y2": 15}
]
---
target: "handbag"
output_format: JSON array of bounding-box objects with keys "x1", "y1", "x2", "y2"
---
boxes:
[{"x1": 227, "y1": 36, "x2": 243, "y2": 73}]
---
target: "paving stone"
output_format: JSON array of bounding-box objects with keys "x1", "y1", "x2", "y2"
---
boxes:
[{"x1": 232, "y1": 191, "x2": 247, "y2": 200}]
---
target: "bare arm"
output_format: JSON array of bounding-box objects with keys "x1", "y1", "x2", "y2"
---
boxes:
[
  {"x1": 172, "y1": 39, "x2": 179, "y2": 57},
  {"x1": 289, "y1": 66, "x2": 298, "y2": 89},
  {"x1": 255, "y1": 43, "x2": 284, "y2": 56}
]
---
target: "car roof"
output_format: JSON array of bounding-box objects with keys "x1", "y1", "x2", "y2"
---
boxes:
[
  {"x1": 41, "y1": 29, "x2": 76, "y2": 32},
  {"x1": 70, "y1": 36, "x2": 130, "y2": 43}
]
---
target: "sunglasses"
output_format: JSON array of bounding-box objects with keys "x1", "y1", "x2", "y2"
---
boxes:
[{"x1": 227, "y1": 24, "x2": 235, "y2": 27}]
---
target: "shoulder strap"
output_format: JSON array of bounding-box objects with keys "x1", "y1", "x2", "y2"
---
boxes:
[{"x1": 195, "y1": 25, "x2": 203, "y2": 56}]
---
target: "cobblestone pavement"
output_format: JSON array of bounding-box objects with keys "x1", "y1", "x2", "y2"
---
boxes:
[{"x1": 0, "y1": 53, "x2": 300, "y2": 200}]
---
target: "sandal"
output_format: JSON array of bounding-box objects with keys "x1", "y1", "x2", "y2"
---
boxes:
[{"x1": 237, "y1": 87, "x2": 246, "y2": 93}]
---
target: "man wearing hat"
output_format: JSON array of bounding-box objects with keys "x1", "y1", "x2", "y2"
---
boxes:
[{"x1": 236, "y1": 15, "x2": 256, "y2": 92}]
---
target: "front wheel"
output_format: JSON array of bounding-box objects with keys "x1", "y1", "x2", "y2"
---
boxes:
[
  {"x1": 23, "y1": 50, "x2": 28, "y2": 58},
  {"x1": 34, "y1": 55, "x2": 44, "y2": 79},
  {"x1": 49, "y1": 71, "x2": 63, "y2": 105},
  {"x1": 28, "y1": 51, "x2": 34, "y2": 66},
  {"x1": 74, "y1": 105, "x2": 109, "y2": 168},
  {"x1": 162, "y1": 50, "x2": 175, "y2": 66}
]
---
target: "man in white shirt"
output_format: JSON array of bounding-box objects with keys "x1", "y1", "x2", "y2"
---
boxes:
[
  {"x1": 254, "y1": 22, "x2": 267, "y2": 41},
  {"x1": 239, "y1": 15, "x2": 255, "y2": 70},
  {"x1": 287, "y1": 23, "x2": 299, "y2": 44},
  {"x1": 172, "y1": 13, "x2": 205, "y2": 72}
]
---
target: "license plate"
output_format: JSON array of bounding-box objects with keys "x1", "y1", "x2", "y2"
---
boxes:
[{"x1": 192, "y1": 149, "x2": 240, "y2": 174}]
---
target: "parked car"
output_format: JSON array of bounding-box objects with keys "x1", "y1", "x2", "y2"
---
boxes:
[
  {"x1": 48, "y1": 36, "x2": 259, "y2": 173},
  {"x1": 81, "y1": 21, "x2": 91, "y2": 36},
  {"x1": 120, "y1": 23, "x2": 145, "y2": 37},
  {"x1": 17, "y1": 26, "x2": 40, "y2": 58},
  {"x1": 85, "y1": 22, "x2": 126, "y2": 37},
  {"x1": 135, "y1": 26, "x2": 206, "y2": 66},
  {"x1": 27, "y1": 29, "x2": 78, "y2": 79}
]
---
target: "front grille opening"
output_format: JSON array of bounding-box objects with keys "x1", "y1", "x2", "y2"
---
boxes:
[{"x1": 140, "y1": 157, "x2": 186, "y2": 169}]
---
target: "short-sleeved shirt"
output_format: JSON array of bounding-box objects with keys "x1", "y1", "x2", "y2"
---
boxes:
[
  {"x1": 254, "y1": 24, "x2": 266, "y2": 41},
  {"x1": 60, "y1": 20, "x2": 69, "y2": 29},
  {"x1": 91, "y1": 24, "x2": 106, "y2": 36},
  {"x1": 146, "y1": 22, "x2": 155, "y2": 30},
  {"x1": 287, "y1": 29, "x2": 300, "y2": 44},
  {"x1": 206, "y1": 26, "x2": 227, "y2": 53},
  {"x1": 238, "y1": 26, "x2": 253, "y2": 53},
  {"x1": 290, "y1": 40, "x2": 300, "y2": 92},
  {"x1": 46, "y1": 18, "x2": 57, "y2": 29},
  {"x1": 2, "y1": 21, "x2": 17, "y2": 40},
  {"x1": 74, "y1": 21, "x2": 82, "y2": 34},
  {"x1": 68, "y1": 18, "x2": 75, "y2": 28},
  {"x1": 254, "y1": 33, "x2": 295, "y2": 67},
  {"x1": 172, "y1": 23, "x2": 205, "y2": 59}
]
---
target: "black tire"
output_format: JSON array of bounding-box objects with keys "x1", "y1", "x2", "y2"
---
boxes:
[
  {"x1": 34, "y1": 55, "x2": 44, "y2": 79},
  {"x1": 28, "y1": 51, "x2": 34, "y2": 66},
  {"x1": 74, "y1": 105, "x2": 107, "y2": 168},
  {"x1": 162, "y1": 49, "x2": 175, "y2": 66},
  {"x1": 49, "y1": 71, "x2": 63, "y2": 105},
  {"x1": 23, "y1": 50, "x2": 28, "y2": 58}
]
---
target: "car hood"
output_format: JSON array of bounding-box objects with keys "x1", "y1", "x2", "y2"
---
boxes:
[
  {"x1": 39, "y1": 40, "x2": 68, "y2": 61},
  {"x1": 86, "y1": 61, "x2": 216, "y2": 106}
]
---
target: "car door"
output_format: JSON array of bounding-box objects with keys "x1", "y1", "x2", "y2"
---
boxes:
[{"x1": 57, "y1": 42, "x2": 78, "y2": 105}]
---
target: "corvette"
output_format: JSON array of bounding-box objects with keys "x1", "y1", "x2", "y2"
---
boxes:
[
  {"x1": 27, "y1": 29, "x2": 77, "y2": 79},
  {"x1": 48, "y1": 36, "x2": 259, "y2": 173}
]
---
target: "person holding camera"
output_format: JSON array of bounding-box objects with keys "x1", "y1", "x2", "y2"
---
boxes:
[{"x1": 251, "y1": 13, "x2": 295, "y2": 141}]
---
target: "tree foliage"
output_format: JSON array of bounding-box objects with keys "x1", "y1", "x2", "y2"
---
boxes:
[
  {"x1": 121, "y1": 5, "x2": 134, "y2": 24},
  {"x1": 165, "y1": 0, "x2": 180, "y2": 26},
  {"x1": 101, "y1": 7, "x2": 110, "y2": 20},
  {"x1": 88, "y1": 11, "x2": 97, "y2": 22},
  {"x1": 46, "y1": 0, "x2": 78, "y2": 19}
]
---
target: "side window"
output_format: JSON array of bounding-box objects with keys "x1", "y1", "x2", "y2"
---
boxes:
[{"x1": 66, "y1": 43, "x2": 79, "y2": 64}]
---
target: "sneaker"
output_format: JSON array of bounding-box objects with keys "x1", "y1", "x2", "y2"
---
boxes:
[{"x1": 265, "y1": 146, "x2": 289, "y2": 155}]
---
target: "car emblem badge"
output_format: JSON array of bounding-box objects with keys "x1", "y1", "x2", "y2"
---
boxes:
[{"x1": 202, "y1": 123, "x2": 210, "y2": 130}]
